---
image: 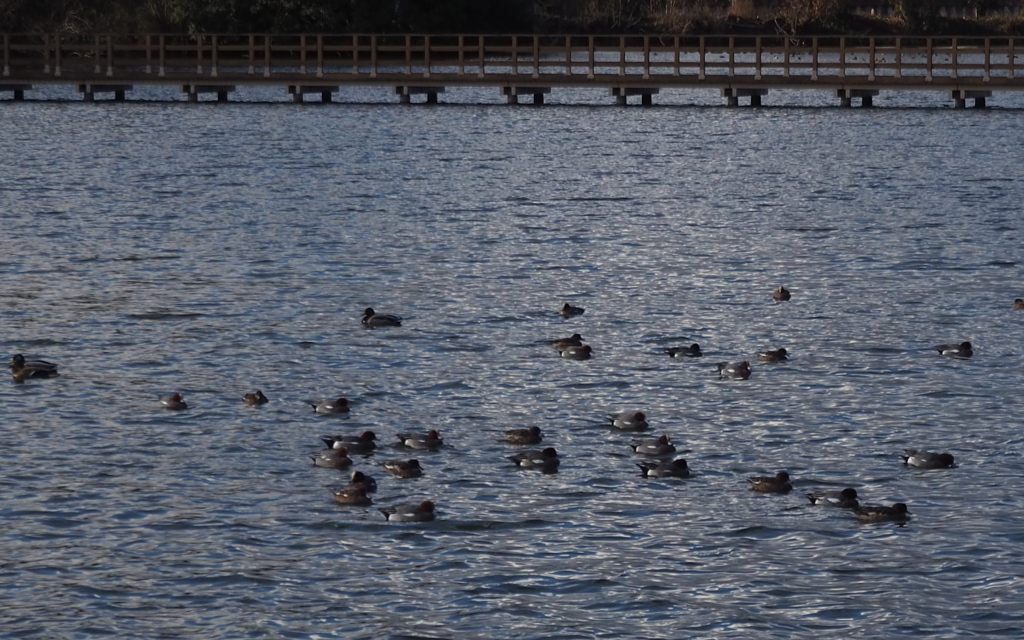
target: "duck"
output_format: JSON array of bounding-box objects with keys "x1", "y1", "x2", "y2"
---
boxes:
[
  {"x1": 559, "y1": 344, "x2": 593, "y2": 360},
  {"x1": 758, "y1": 348, "x2": 788, "y2": 362},
  {"x1": 548, "y1": 333, "x2": 583, "y2": 350},
  {"x1": 342, "y1": 470, "x2": 378, "y2": 493},
  {"x1": 380, "y1": 500, "x2": 436, "y2": 522},
  {"x1": 935, "y1": 341, "x2": 972, "y2": 358},
  {"x1": 361, "y1": 307, "x2": 402, "y2": 328},
  {"x1": 397, "y1": 429, "x2": 443, "y2": 450},
  {"x1": 717, "y1": 361, "x2": 752, "y2": 380},
  {"x1": 748, "y1": 471, "x2": 793, "y2": 493},
  {"x1": 901, "y1": 449, "x2": 955, "y2": 469},
  {"x1": 608, "y1": 410, "x2": 649, "y2": 431},
  {"x1": 855, "y1": 502, "x2": 911, "y2": 523},
  {"x1": 504, "y1": 426, "x2": 543, "y2": 445},
  {"x1": 321, "y1": 431, "x2": 377, "y2": 455},
  {"x1": 630, "y1": 435, "x2": 676, "y2": 457},
  {"x1": 805, "y1": 488, "x2": 859, "y2": 508},
  {"x1": 160, "y1": 393, "x2": 188, "y2": 410},
  {"x1": 9, "y1": 354, "x2": 59, "y2": 381},
  {"x1": 666, "y1": 343, "x2": 702, "y2": 358},
  {"x1": 312, "y1": 445, "x2": 352, "y2": 469},
  {"x1": 308, "y1": 397, "x2": 350, "y2": 414},
  {"x1": 243, "y1": 390, "x2": 268, "y2": 405},
  {"x1": 333, "y1": 487, "x2": 373, "y2": 506},
  {"x1": 559, "y1": 302, "x2": 585, "y2": 317},
  {"x1": 1013, "y1": 298, "x2": 1024, "y2": 310},
  {"x1": 773, "y1": 286, "x2": 791, "y2": 301},
  {"x1": 381, "y1": 459, "x2": 423, "y2": 478},
  {"x1": 637, "y1": 458, "x2": 691, "y2": 478},
  {"x1": 508, "y1": 447, "x2": 560, "y2": 473}
]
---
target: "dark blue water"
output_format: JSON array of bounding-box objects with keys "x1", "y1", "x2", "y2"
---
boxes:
[{"x1": 2, "y1": 97, "x2": 1024, "y2": 638}]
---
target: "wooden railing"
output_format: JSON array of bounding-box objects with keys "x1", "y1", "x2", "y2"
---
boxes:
[{"x1": 3, "y1": 34, "x2": 1022, "y2": 85}]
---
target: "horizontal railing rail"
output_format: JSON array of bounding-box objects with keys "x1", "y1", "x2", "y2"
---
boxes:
[{"x1": 2, "y1": 34, "x2": 1021, "y2": 84}]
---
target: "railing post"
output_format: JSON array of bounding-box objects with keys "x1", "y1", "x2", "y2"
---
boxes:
[
  {"x1": 300, "y1": 34, "x2": 306, "y2": 75},
  {"x1": 371, "y1": 35, "x2": 378, "y2": 78},
  {"x1": 533, "y1": 35, "x2": 540, "y2": 79},
  {"x1": 588, "y1": 36, "x2": 595, "y2": 80},
  {"x1": 424, "y1": 35, "x2": 431, "y2": 78},
  {"x1": 317, "y1": 34, "x2": 324, "y2": 78},
  {"x1": 951, "y1": 36, "x2": 958, "y2": 79},
  {"x1": 145, "y1": 35, "x2": 152, "y2": 74},
  {"x1": 264, "y1": 35, "x2": 271, "y2": 78},
  {"x1": 673, "y1": 36, "x2": 680, "y2": 77},
  {"x1": 511, "y1": 35, "x2": 518, "y2": 77},
  {"x1": 643, "y1": 36, "x2": 650, "y2": 80},
  {"x1": 159, "y1": 34, "x2": 165, "y2": 77},
  {"x1": 196, "y1": 34, "x2": 202, "y2": 75},
  {"x1": 405, "y1": 35, "x2": 412, "y2": 75},
  {"x1": 811, "y1": 36, "x2": 818, "y2": 81},
  {"x1": 2, "y1": 34, "x2": 8, "y2": 77},
  {"x1": 839, "y1": 36, "x2": 846, "y2": 79},
  {"x1": 565, "y1": 35, "x2": 571, "y2": 76},
  {"x1": 699, "y1": 36, "x2": 705, "y2": 80},
  {"x1": 478, "y1": 35, "x2": 484, "y2": 79},
  {"x1": 868, "y1": 36, "x2": 875, "y2": 80},
  {"x1": 755, "y1": 35, "x2": 762, "y2": 80},
  {"x1": 984, "y1": 36, "x2": 990, "y2": 82},
  {"x1": 95, "y1": 35, "x2": 102, "y2": 74},
  {"x1": 106, "y1": 34, "x2": 113, "y2": 76},
  {"x1": 783, "y1": 37, "x2": 790, "y2": 78},
  {"x1": 248, "y1": 35, "x2": 255, "y2": 74},
  {"x1": 1010, "y1": 37, "x2": 1016, "y2": 79},
  {"x1": 619, "y1": 36, "x2": 625, "y2": 76},
  {"x1": 211, "y1": 34, "x2": 218, "y2": 77},
  {"x1": 894, "y1": 36, "x2": 901, "y2": 79},
  {"x1": 926, "y1": 37, "x2": 933, "y2": 81},
  {"x1": 458, "y1": 35, "x2": 465, "y2": 75},
  {"x1": 54, "y1": 35, "x2": 62, "y2": 77},
  {"x1": 728, "y1": 36, "x2": 734, "y2": 78}
]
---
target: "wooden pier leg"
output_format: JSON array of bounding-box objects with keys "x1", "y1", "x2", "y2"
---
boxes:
[
  {"x1": 400, "y1": 93, "x2": 411, "y2": 104},
  {"x1": 217, "y1": 91, "x2": 228, "y2": 102},
  {"x1": 839, "y1": 96, "x2": 852, "y2": 107},
  {"x1": 426, "y1": 92, "x2": 438, "y2": 104},
  {"x1": 616, "y1": 95, "x2": 627, "y2": 106},
  {"x1": 14, "y1": 89, "x2": 24, "y2": 100},
  {"x1": 862, "y1": 95, "x2": 873, "y2": 107},
  {"x1": 187, "y1": 92, "x2": 198, "y2": 103},
  {"x1": 954, "y1": 97, "x2": 966, "y2": 109},
  {"x1": 507, "y1": 93, "x2": 518, "y2": 105},
  {"x1": 533, "y1": 93, "x2": 544, "y2": 105},
  {"x1": 750, "y1": 94, "x2": 761, "y2": 107},
  {"x1": 974, "y1": 96, "x2": 986, "y2": 108},
  {"x1": 322, "y1": 91, "x2": 331, "y2": 103},
  {"x1": 641, "y1": 93, "x2": 652, "y2": 106},
  {"x1": 114, "y1": 90, "x2": 125, "y2": 101},
  {"x1": 293, "y1": 92, "x2": 303, "y2": 103},
  {"x1": 726, "y1": 96, "x2": 738, "y2": 107},
  {"x1": 83, "y1": 91, "x2": 94, "y2": 102}
]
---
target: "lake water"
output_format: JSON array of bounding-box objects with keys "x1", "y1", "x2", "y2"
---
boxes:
[{"x1": 3, "y1": 90, "x2": 1024, "y2": 639}]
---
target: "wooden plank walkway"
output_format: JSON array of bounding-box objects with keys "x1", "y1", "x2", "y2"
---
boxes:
[{"x1": 2, "y1": 34, "x2": 1022, "y2": 107}]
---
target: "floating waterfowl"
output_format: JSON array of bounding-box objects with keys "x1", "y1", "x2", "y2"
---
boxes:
[
  {"x1": 549, "y1": 333, "x2": 584, "y2": 350},
  {"x1": 559, "y1": 302, "x2": 585, "y2": 317},
  {"x1": 361, "y1": 307, "x2": 402, "y2": 328},
  {"x1": 321, "y1": 431, "x2": 377, "y2": 455},
  {"x1": 381, "y1": 459, "x2": 423, "y2": 478},
  {"x1": 855, "y1": 502, "x2": 911, "y2": 523},
  {"x1": 380, "y1": 500, "x2": 436, "y2": 522},
  {"x1": 636, "y1": 458, "x2": 691, "y2": 478},
  {"x1": 630, "y1": 435, "x2": 676, "y2": 457},
  {"x1": 559, "y1": 344, "x2": 593, "y2": 360},
  {"x1": 397, "y1": 429, "x2": 443, "y2": 450},
  {"x1": 308, "y1": 397, "x2": 350, "y2": 414},
  {"x1": 312, "y1": 445, "x2": 352, "y2": 469},
  {"x1": 748, "y1": 471, "x2": 793, "y2": 493},
  {"x1": 806, "y1": 488, "x2": 859, "y2": 509},
  {"x1": 608, "y1": 410, "x2": 649, "y2": 431},
  {"x1": 243, "y1": 390, "x2": 268, "y2": 405},
  {"x1": 935, "y1": 341, "x2": 973, "y2": 358},
  {"x1": 758, "y1": 348, "x2": 788, "y2": 362},
  {"x1": 508, "y1": 447, "x2": 560, "y2": 473},
  {"x1": 666, "y1": 343, "x2": 702, "y2": 358},
  {"x1": 160, "y1": 393, "x2": 188, "y2": 410},
  {"x1": 901, "y1": 449, "x2": 955, "y2": 469},
  {"x1": 773, "y1": 286, "x2": 791, "y2": 301},
  {"x1": 343, "y1": 470, "x2": 378, "y2": 493},
  {"x1": 504, "y1": 426, "x2": 543, "y2": 445},
  {"x1": 1013, "y1": 298, "x2": 1024, "y2": 310},
  {"x1": 9, "y1": 354, "x2": 59, "y2": 381},
  {"x1": 717, "y1": 361, "x2": 752, "y2": 380},
  {"x1": 333, "y1": 487, "x2": 373, "y2": 506}
]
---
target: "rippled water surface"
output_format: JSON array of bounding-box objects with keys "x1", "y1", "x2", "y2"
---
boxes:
[{"x1": 3, "y1": 96, "x2": 1024, "y2": 639}]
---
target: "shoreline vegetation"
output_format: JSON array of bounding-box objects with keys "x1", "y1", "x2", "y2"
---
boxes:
[{"x1": 2, "y1": 0, "x2": 1024, "y2": 36}]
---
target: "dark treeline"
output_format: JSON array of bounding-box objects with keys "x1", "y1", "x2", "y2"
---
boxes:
[{"x1": 2, "y1": 0, "x2": 1023, "y2": 35}]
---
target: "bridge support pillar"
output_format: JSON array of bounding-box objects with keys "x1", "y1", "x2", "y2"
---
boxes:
[
  {"x1": 721, "y1": 87, "x2": 768, "y2": 107},
  {"x1": 78, "y1": 84, "x2": 133, "y2": 102},
  {"x1": 502, "y1": 86, "x2": 550, "y2": 105},
  {"x1": 289, "y1": 85, "x2": 339, "y2": 103},
  {"x1": 395, "y1": 86, "x2": 445, "y2": 104},
  {"x1": 1, "y1": 84, "x2": 31, "y2": 100},
  {"x1": 611, "y1": 87, "x2": 658, "y2": 106},
  {"x1": 836, "y1": 89, "x2": 879, "y2": 108},
  {"x1": 950, "y1": 89, "x2": 991, "y2": 109},
  {"x1": 181, "y1": 84, "x2": 235, "y2": 103}
]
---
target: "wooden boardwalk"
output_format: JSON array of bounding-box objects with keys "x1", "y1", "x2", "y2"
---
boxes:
[{"x1": 3, "y1": 34, "x2": 1023, "y2": 107}]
